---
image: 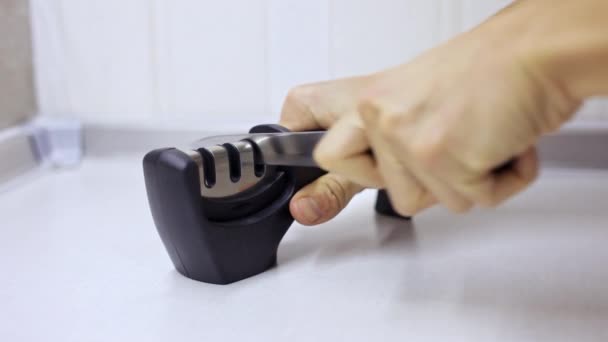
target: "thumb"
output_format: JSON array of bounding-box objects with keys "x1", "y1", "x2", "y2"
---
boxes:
[{"x1": 289, "y1": 174, "x2": 364, "y2": 226}]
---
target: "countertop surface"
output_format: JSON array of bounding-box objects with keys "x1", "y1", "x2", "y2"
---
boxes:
[{"x1": 2, "y1": 157, "x2": 608, "y2": 341}]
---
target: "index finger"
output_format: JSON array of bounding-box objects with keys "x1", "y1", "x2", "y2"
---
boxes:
[
  {"x1": 314, "y1": 114, "x2": 384, "y2": 189},
  {"x1": 279, "y1": 76, "x2": 372, "y2": 131}
]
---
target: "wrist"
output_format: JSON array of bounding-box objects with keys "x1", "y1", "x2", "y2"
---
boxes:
[{"x1": 467, "y1": 2, "x2": 586, "y2": 130}]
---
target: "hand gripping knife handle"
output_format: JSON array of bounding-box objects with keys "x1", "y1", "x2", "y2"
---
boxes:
[{"x1": 143, "y1": 124, "x2": 409, "y2": 285}]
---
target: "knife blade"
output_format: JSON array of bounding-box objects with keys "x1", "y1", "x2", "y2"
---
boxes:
[{"x1": 190, "y1": 131, "x2": 326, "y2": 168}]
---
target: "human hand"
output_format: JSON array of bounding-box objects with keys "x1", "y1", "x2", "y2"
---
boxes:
[
  {"x1": 312, "y1": 11, "x2": 582, "y2": 216},
  {"x1": 279, "y1": 77, "x2": 371, "y2": 225}
]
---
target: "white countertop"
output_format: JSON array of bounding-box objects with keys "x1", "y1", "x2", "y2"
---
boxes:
[{"x1": 2, "y1": 157, "x2": 608, "y2": 341}]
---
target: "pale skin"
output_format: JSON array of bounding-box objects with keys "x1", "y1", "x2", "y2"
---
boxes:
[{"x1": 279, "y1": 0, "x2": 608, "y2": 226}]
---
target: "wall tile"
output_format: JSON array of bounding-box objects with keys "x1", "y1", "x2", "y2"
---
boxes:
[
  {"x1": 329, "y1": 0, "x2": 439, "y2": 78},
  {"x1": 30, "y1": 0, "x2": 68, "y2": 117},
  {"x1": 32, "y1": 0, "x2": 155, "y2": 120},
  {"x1": 29, "y1": 0, "x2": 607, "y2": 125},
  {"x1": 156, "y1": 0, "x2": 267, "y2": 122},
  {"x1": 267, "y1": 0, "x2": 329, "y2": 115},
  {"x1": 437, "y1": 0, "x2": 462, "y2": 42}
]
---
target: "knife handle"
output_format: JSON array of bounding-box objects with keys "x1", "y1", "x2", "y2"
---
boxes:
[{"x1": 253, "y1": 125, "x2": 410, "y2": 220}]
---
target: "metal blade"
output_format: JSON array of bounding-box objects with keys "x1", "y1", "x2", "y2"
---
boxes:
[
  {"x1": 190, "y1": 134, "x2": 258, "y2": 149},
  {"x1": 189, "y1": 131, "x2": 325, "y2": 167},
  {"x1": 247, "y1": 132, "x2": 324, "y2": 167}
]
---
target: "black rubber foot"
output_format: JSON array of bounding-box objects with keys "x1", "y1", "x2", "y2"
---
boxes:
[{"x1": 374, "y1": 190, "x2": 411, "y2": 220}]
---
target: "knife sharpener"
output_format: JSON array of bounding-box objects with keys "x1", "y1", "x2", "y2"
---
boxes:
[{"x1": 143, "y1": 124, "x2": 409, "y2": 285}]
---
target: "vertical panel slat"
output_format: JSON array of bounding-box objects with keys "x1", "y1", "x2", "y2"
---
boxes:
[
  {"x1": 29, "y1": 0, "x2": 606, "y2": 125},
  {"x1": 54, "y1": 0, "x2": 156, "y2": 120},
  {"x1": 329, "y1": 0, "x2": 438, "y2": 78},
  {"x1": 437, "y1": 0, "x2": 463, "y2": 43},
  {"x1": 156, "y1": 0, "x2": 267, "y2": 123},
  {"x1": 30, "y1": 0, "x2": 70, "y2": 116},
  {"x1": 152, "y1": 0, "x2": 171, "y2": 117},
  {"x1": 267, "y1": 0, "x2": 329, "y2": 116}
]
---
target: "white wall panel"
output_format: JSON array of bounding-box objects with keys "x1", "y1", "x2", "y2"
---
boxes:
[
  {"x1": 29, "y1": 0, "x2": 607, "y2": 125},
  {"x1": 459, "y1": 0, "x2": 512, "y2": 32},
  {"x1": 329, "y1": 0, "x2": 438, "y2": 78},
  {"x1": 30, "y1": 0, "x2": 69, "y2": 116},
  {"x1": 437, "y1": 0, "x2": 463, "y2": 43},
  {"x1": 438, "y1": 0, "x2": 512, "y2": 41},
  {"x1": 156, "y1": 0, "x2": 267, "y2": 121},
  {"x1": 32, "y1": 0, "x2": 155, "y2": 120},
  {"x1": 267, "y1": 0, "x2": 329, "y2": 115}
]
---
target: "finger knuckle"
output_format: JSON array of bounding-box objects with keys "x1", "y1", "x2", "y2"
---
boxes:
[
  {"x1": 286, "y1": 85, "x2": 315, "y2": 104},
  {"x1": 322, "y1": 177, "x2": 349, "y2": 210},
  {"x1": 391, "y1": 189, "x2": 426, "y2": 216},
  {"x1": 450, "y1": 200, "x2": 474, "y2": 214},
  {"x1": 393, "y1": 202, "x2": 416, "y2": 217},
  {"x1": 357, "y1": 98, "x2": 382, "y2": 123},
  {"x1": 313, "y1": 145, "x2": 334, "y2": 170},
  {"x1": 281, "y1": 86, "x2": 313, "y2": 124},
  {"x1": 466, "y1": 156, "x2": 490, "y2": 173},
  {"x1": 409, "y1": 136, "x2": 445, "y2": 169},
  {"x1": 377, "y1": 112, "x2": 404, "y2": 139},
  {"x1": 282, "y1": 85, "x2": 316, "y2": 116},
  {"x1": 476, "y1": 191, "x2": 500, "y2": 208},
  {"x1": 459, "y1": 179, "x2": 495, "y2": 207}
]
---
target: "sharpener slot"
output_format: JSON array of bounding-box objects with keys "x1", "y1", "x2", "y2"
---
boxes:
[
  {"x1": 222, "y1": 143, "x2": 242, "y2": 183},
  {"x1": 245, "y1": 138, "x2": 266, "y2": 177},
  {"x1": 198, "y1": 148, "x2": 216, "y2": 188}
]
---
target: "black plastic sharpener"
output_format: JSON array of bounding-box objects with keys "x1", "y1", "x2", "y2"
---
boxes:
[{"x1": 143, "y1": 124, "x2": 409, "y2": 285}]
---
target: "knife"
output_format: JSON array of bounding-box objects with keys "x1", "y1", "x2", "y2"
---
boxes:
[{"x1": 190, "y1": 131, "x2": 326, "y2": 168}]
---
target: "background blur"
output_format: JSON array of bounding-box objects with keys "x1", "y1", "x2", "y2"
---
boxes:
[{"x1": 17, "y1": 0, "x2": 607, "y2": 131}]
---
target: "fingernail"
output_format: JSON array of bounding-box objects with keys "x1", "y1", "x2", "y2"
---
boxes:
[{"x1": 293, "y1": 197, "x2": 324, "y2": 224}]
